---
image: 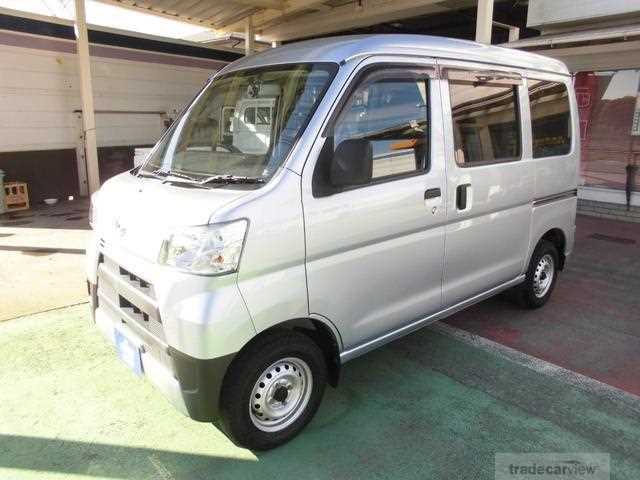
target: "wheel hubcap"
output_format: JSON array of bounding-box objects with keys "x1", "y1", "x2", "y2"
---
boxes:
[
  {"x1": 533, "y1": 253, "x2": 555, "y2": 298},
  {"x1": 249, "y1": 357, "x2": 312, "y2": 432}
]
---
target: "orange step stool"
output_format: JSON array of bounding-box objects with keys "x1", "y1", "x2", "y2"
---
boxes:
[{"x1": 4, "y1": 181, "x2": 30, "y2": 212}]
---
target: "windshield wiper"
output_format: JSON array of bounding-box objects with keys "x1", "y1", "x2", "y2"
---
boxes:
[
  {"x1": 149, "y1": 168, "x2": 212, "y2": 188},
  {"x1": 153, "y1": 168, "x2": 200, "y2": 183},
  {"x1": 136, "y1": 169, "x2": 265, "y2": 187},
  {"x1": 132, "y1": 166, "x2": 161, "y2": 179},
  {"x1": 199, "y1": 175, "x2": 266, "y2": 185}
]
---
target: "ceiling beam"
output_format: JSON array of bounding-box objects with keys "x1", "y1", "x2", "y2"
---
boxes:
[
  {"x1": 258, "y1": 0, "x2": 452, "y2": 41},
  {"x1": 166, "y1": 0, "x2": 206, "y2": 17},
  {"x1": 217, "y1": 0, "x2": 331, "y2": 32},
  {"x1": 153, "y1": 0, "x2": 185, "y2": 9},
  {"x1": 212, "y1": 7, "x2": 262, "y2": 28},
  {"x1": 231, "y1": 0, "x2": 285, "y2": 9},
  {"x1": 286, "y1": 0, "x2": 331, "y2": 14},
  {"x1": 188, "y1": 2, "x2": 226, "y2": 18}
]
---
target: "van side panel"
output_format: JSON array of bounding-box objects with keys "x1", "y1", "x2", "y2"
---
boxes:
[
  {"x1": 230, "y1": 169, "x2": 310, "y2": 336},
  {"x1": 526, "y1": 75, "x2": 579, "y2": 265},
  {"x1": 442, "y1": 170, "x2": 533, "y2": 305},
  {"x1": 528, "y1": 197, "x2": 577, "y2": 263}
]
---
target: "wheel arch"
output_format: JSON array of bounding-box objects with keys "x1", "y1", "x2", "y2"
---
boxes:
[
  {"x1": 540, "y1": 228, "x2": 567, "y2": 269},
  {"x1": 232, "y1": 317, "x2": 343, "y2": 388},
  {"x1": 529, "y1": 198, "x2": 575, "y2": 273},
  {"x1": 528, "y1": 227, "x2": 567, "y2": 271}
]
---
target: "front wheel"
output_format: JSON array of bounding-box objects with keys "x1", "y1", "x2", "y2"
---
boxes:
[
  {"x1": 512, "y1": 240, "x2": 560, "y2": 309},
  {"x1": 219, "y1": 330, "x2": 327, "y2": 450}
]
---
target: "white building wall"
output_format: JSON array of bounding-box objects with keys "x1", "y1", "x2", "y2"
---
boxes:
[
  {"x1": 0, "y1": 37, "x2": 215, "y2": 153},
  {"x1": 527, "y1": 0, "x2": 640, "y2": 30}
]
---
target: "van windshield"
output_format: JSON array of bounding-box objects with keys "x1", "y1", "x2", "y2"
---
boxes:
[{"x1": 139, "y1": 63, "x2": 337, "y2": 185}]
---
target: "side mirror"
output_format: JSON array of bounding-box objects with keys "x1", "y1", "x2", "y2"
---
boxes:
[{"x1": 330, "y1": 138, "x2": 373, "y2": 188}]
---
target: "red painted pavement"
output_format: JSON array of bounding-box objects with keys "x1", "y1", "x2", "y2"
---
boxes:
[{"x1": 445, "y1": 215, "x2": 640, "y2": 396}]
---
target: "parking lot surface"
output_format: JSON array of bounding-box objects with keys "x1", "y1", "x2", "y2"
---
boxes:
[
  {"x1": 1, "y1": 214, "x2": 639, "y2": 479},
  {"x1": 0, "y1": 200, "x2": 89, "y2": 321},
  {"x1": 2, "y1": 303, "x2": 640, "y2": 479},
  {"x1": 446, "y1": 215, "x2": 640, "y2": 396}
]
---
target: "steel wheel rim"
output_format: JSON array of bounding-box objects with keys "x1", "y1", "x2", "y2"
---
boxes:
[
  {"x1": 249, "y1": 357, "x2": 313, "y2": 432},
  {"x1": 533, "y1": 253, "x2": 554, "y2": 298}
]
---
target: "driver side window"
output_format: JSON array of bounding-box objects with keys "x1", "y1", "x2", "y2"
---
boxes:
[{"x1": 334, "y1": 68, "x2": 431, "y2": 179}]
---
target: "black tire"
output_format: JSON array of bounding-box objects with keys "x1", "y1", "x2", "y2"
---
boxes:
[
  {"x1": 218, "y1": 330, "x2": 327, "y2": 450},
  {"x1": 512, "y1": 240, "x2": 560, "y2": 309}
]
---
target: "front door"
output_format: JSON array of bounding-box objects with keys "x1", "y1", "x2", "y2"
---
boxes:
[{"x1": 302, "y1": 60, "x2": 446, "y2": 354}]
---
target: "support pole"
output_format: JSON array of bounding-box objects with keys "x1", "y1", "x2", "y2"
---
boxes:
[
  {"x1": 74, "y1": 0, "x2": 100, "y2": 195},
  {"x1": 508, "y1": 25, "x2": 520, "y2": 42},
  {"x1": 475, "y1": 0, "x2": 494, "y2": 44},
  {"x1": 245, "y1": 16, "x2": 255, "y2": 56}
]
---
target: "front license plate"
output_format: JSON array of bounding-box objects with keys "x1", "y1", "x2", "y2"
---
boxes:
[{"x1": 114, "y1": 328, "x2": 143, "y2": 377}]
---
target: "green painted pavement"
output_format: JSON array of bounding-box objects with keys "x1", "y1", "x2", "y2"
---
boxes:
[{"x1": 1, "y1": 304, "x2": 639, "y2": 479}]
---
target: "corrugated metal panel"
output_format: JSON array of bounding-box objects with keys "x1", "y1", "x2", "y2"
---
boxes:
[
  {"x1": 101, "y1": 0, "x2": 253, "y2": 28},
  {"x1": 527, "y1": 0, "x2": 640, "y2": 29},
  {"x1": 0, "y1": 38, "x2": 212, "y2": 152}
]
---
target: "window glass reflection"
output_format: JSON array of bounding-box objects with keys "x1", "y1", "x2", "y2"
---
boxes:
[{"x1": 575, "y1": 69, "x2": 640, "y2": 191}]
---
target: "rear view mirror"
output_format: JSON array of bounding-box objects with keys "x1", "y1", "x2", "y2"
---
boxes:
[{"x1": 330, "y1": 138, "x2": 373, "y2": 188}]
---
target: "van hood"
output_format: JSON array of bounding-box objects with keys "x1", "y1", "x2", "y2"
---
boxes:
[{"x1": 93, "y1": 172, "x2": 251, "y2": 262}]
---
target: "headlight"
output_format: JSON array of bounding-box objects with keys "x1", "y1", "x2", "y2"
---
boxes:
[{"x1": 158, "y1": 220, "x2": 248, "y2": 275}]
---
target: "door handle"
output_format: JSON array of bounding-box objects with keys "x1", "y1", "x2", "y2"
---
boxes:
[
  {"x1": 424, "y1": 188, "x2": 441, "y2": 200},
  {"x1": 456, "y1": 184, "x2": 471, "y2": 210}
]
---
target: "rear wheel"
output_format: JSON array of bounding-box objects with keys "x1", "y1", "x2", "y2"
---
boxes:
[
  {"x1": 219, "y1": 330, "x2": 327, "y2": 450},
  {"x1": 512, "y1": 240, "x2": 559, "y2": 309}
]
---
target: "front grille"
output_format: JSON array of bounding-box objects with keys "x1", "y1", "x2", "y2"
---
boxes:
[{"x1": 97, "y1": 255, "x2": 170, "y2": 368}]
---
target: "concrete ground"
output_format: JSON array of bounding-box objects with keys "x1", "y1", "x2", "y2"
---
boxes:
[
  {"x1": 0, "y1": 199, "x2": 89, "y2": 321},
  {"x1": 0, "y1": 214, "x2": 639, "y2": 479},
  {"x1": 2, "y1": 305, "x2": 640, "y2": 480}
]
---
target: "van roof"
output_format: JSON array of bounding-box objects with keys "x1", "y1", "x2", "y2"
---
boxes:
[{"x1": 221, "y1": 34, "x2": 569, "y2": 76}]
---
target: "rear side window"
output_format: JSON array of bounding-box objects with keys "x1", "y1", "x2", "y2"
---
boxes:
[
  {"x1": 448, "y1": 70, "x2": 522, "y2": 167},
  {"x1": 333, "y1": 68, "x2": 430, "y2": 179},
  {"x1": 528, "y1": 80, "x2": 571, "y2": 158}
]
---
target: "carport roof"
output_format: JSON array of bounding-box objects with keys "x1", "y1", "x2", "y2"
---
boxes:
[
  {"x1": 94, "y1": 0, "x2": 477, "y2": 43},
  {"x1": 218, "y1": 34, "x2": 570, "y2": 75}
]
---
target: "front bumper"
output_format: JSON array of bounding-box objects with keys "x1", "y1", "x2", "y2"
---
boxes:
[
  {"x1": 85, "y1": 224, "x2": 257, "y2": 421},
  {"x1": 90, "y1": 287, "x2": 235, "y2": 421}
]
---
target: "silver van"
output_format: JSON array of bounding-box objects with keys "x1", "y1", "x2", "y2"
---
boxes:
[{"x1": 86, "y1": 35, "x2": 578, "y2": 450}]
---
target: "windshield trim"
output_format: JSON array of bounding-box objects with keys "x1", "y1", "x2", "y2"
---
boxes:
[{"x1": 138, "y1": 61, "x2": 339, "y2": 187}]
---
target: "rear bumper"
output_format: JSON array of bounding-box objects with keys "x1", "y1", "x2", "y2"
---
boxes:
[{"x1": 89, "y1": 281, "x2": 235, "y2": 422}]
